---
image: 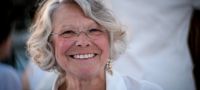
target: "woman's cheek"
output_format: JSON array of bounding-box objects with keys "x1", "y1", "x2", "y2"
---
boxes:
[
  {"x1": 52, "y1": 39, "x2": 72, "y2": 58},
  {"x1": 95, "y1": 38, "x2": 110, "y2": 59},
  {"x1": 57, "y1": 40, "x2": 74, "y2": 54},
  {"x1": 54, "y1": 40, "x2": 74, "y2": 68}
]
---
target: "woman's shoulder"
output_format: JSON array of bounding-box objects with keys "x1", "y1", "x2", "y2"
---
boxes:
[{"x1": 106, "y1": 70, "x2": 163, "y2": 90}]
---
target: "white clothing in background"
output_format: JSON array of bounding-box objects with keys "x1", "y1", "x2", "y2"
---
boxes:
[
  {"x1": 111, "y1": 0, "x2": 200, "y2": 90},
  {"x1": 26, "y1": 62, "x2": 55, "y2": 90}
]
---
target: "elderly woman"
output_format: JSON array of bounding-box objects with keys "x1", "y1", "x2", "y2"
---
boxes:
[{"x1": 27, "y1": 0, "x2": 162, "y2": 90}]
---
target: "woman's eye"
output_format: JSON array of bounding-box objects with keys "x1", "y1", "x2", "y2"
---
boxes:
[
  {"x1": 62, "y1": 30, "x2": 76, "y2": 34},
  {"x1": 89, "y1": 29, "x2": 103, "y2": 34},
  {"x1": 61, "y1": 30, "x2": 76, "y2": 38}
]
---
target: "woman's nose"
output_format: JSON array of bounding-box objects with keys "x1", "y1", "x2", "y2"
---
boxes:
[{"x1": 75, "y1": 33, "x2": 92, "y2": 47}]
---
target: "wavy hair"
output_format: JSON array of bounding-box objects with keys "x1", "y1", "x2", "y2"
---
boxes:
[{"x1": 27, "y1": 0, "x2": 126, "y2": 73}]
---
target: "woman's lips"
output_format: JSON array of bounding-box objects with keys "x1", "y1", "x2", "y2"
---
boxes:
[{"x1": 69, "y1": 53, "x2": 98, "y2": 60}]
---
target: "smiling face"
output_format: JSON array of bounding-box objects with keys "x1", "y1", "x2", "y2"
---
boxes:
[{"x1": 51, "y1": 3, "x2": 110, "y2": 79}]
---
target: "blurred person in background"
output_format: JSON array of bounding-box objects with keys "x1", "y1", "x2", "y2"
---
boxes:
[
  {"x1": 0, "y1": 31, "x2": 22, "y2": 90},
  {"x1": 0, "y1": 1, "x2": 22, "y2": 90},
  {"x1": 110, "y1": 0, "x2": 200, "y2": 90}
]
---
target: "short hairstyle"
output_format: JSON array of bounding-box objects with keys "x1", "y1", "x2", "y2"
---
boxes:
[{"x1": 27, "y1": 0, "x2": 126, "y2": 73}]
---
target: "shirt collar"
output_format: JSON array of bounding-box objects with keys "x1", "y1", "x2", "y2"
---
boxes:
[{"x1": 53, "y1": 70, "x2": 128, "y2": 90}]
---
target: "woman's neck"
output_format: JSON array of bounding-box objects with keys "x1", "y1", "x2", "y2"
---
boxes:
[{"x1": 59, "y1": 73, "x2": 106, "y2": 90}]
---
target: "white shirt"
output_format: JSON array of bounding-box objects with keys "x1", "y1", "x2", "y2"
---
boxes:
[
  {"x1": 52, "y1": 70, "x2": 163, "y2": 90},
  {"x1": 110, "y1": 0, "x2": 200, "y2": 90}
]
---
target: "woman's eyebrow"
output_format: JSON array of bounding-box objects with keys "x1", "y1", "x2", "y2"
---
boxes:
[
  {"x1": 87, "y1": 22, "x2": 101, "y2": 28},
  {"x1": 60, "y1": 25, "x2": 77, "y2": 30}
]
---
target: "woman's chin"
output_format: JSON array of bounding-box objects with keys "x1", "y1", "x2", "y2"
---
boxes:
[{"x1": 73, "y1": 66, "x2": 102, "y2": 79}]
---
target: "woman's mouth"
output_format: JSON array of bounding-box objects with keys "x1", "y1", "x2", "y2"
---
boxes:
[{"x1": 69, "y1": 53, "x2": 98, "y2": 60}]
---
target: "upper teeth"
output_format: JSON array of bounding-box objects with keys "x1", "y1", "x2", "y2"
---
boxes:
[{"x1": 73, "y1": 54, "x2": 95, "y2": 59}]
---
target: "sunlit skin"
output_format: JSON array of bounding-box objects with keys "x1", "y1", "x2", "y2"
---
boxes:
[{"x1": 51, "y1": 3, "x2": 110, "y2": 90}]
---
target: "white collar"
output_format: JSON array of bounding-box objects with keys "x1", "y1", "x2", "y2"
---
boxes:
[{"x1": 52, "y1": 70, "x2": 128, "y2": 90}]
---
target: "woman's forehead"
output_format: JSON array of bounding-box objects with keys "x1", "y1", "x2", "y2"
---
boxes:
[{"x1": 52, "y1": 3, "x2": 103, "y2": 30}]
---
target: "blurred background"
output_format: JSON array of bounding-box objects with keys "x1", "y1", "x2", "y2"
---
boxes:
[
  {"x1": 1, "y1": 0, "x2": 38, "y2": 76},
  {"x1": 0, "y1": 0, "x2": 199, "y2": 89}
]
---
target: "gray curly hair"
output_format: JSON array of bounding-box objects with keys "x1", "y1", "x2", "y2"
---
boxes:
[{"x1": 27, "y1": 0, "x2": 126, "y2": 73}]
